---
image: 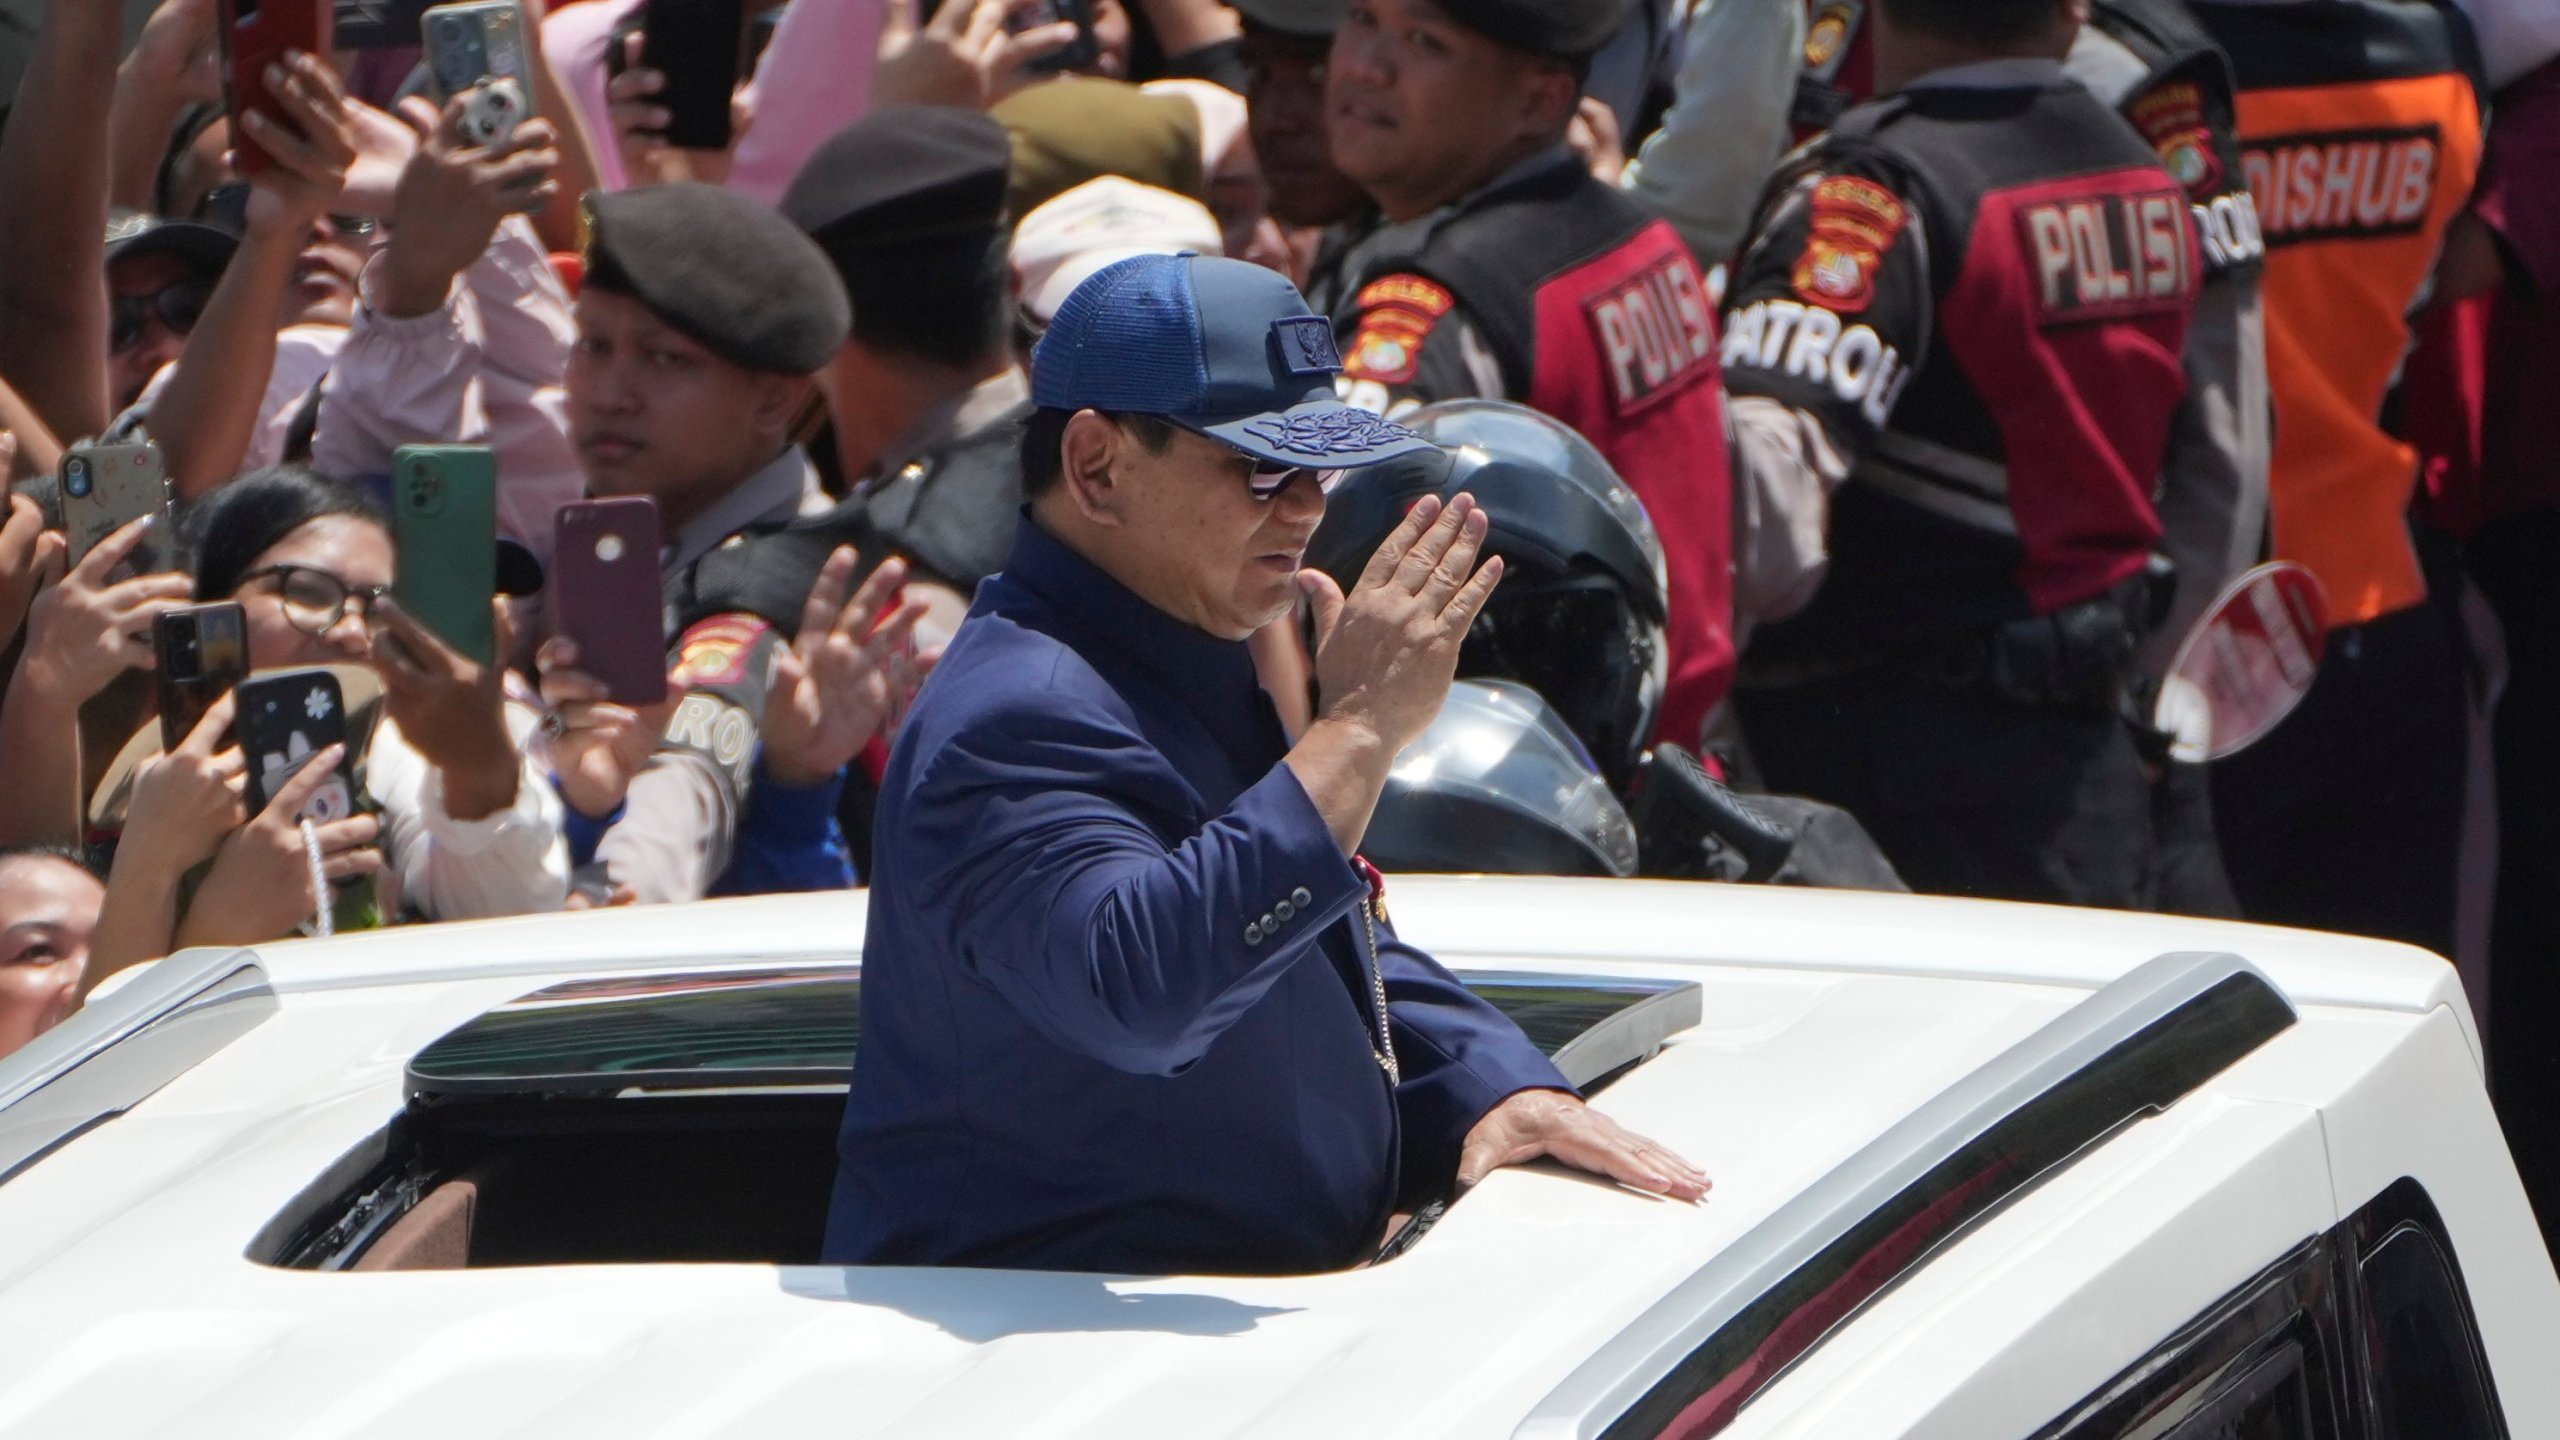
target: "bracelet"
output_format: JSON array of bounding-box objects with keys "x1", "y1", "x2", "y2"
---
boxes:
[{"x1": 299, "y1": 817, "x2": 334, "y2": 940}]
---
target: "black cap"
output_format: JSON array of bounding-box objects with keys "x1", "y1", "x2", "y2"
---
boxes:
[
  {"x1": 581, "y1": 183, "x2": 851, "y2": 376},
  {"x1": 103, "y1": 209, "x2": 239, "y2": 277},
  {"x1": 1437, "y1": 0, "x2": 1631, "y2": 60},
  {"x1": 1232, "y1": 0, "x2": 1346, "y2": 37},
  {"x1": 782, "y1": 108, "x2": 1013, "y2": 274}
]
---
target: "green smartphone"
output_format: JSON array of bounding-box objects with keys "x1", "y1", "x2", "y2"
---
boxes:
[{"x1": 390, "y1": 444, "x2": 498, "y2": 665}]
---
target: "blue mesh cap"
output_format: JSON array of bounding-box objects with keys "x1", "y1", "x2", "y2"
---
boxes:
[{"x1": 1031, "y1": 253, "x2": 1437, "y2": 469}]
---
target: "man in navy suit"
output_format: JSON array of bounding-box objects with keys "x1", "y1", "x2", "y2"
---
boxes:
[{"x1": 825, "y1": 253, "x2": 1707, "y2": 1275}]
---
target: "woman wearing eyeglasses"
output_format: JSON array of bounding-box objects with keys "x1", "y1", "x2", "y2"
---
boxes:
[{"x1": 71, "y1": 467, "x2": 567, "y2": 982}]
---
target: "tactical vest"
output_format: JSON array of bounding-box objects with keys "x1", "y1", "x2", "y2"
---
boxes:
[
  {"x1": 1739, "y1": 77, "x2": 2199, "y2": 675},
  {"x1": 2190, "y1": 0, "x2": 2484, "y2": 628},
  {"x1": 1333, "y1": 161, "x2": 1738, "y2": 746}
]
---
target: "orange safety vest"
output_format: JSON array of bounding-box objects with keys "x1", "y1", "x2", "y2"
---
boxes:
[{"x1": 2199, "y1": 1, "x2": 2484, "y2": 627}]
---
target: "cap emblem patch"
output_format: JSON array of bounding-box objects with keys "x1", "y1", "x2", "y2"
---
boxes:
[
  {"x1": 1241, "y1": 406, "x2": 1413, "y2": 457},
  {"x1": 1272, "y1": 316, "x2": 1343, "y2": 375}
]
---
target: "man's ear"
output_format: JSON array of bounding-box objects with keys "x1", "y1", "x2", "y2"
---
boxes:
[
  {"x1": 751, "y1": 373, "x2": 817, "y2": 444},
  {"x1": 1518, "y1": 59, "x2": 1582, "y2": 141},
  {"x1": 1058, "y1": 409, "x2": 1125, "y2": 527}
]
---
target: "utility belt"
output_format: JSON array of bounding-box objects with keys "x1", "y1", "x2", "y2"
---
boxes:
[{"x1": 1742, "y1": 563, "x2": 2173, "y2": 714}]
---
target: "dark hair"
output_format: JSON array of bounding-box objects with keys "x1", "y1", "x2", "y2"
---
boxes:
[
  {"x1": 846, "y1": 232, "x2": 1016, "y2": 369},
  {"x1": 189, "y1": 465, "x2": 388, "y2": 602},
  {"x1": 155, "y1": 103, "x2": 225, "y2": 218},
  {"x1": 1877, "y1": 0, "x2": 2066, "y2": 46},
  {"x1": 0, "y1": 844, "x2": 101, "y2": 883},
  {"x1": 1020, "y1": 409, "x2": 1177, "y2": 498}
]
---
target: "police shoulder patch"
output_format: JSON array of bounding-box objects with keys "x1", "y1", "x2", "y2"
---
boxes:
[
  {"x1": 1354, "y1": 274, "x2": 1454, "y2": 318},
  {"x1": 1343, "y1": 279, "x2": 1449, "y2": 386},
  {"x1": 2127, "y1": 80, "x2": 2222, "y2": 200},
  {"x1": 671, "y1": 613, "x2": 774, "y2": 690},
  {"x1": 1802, "y1": 0, "x2": 1863, "y2": 80},
  {"x1": 1788, "y1": 175, "x2": 1909, "y2": 313}
]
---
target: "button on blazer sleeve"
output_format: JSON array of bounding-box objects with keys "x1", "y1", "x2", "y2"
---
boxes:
[{"x1": 903, "y1": 691, "x2": 1370, "y2": 1077}]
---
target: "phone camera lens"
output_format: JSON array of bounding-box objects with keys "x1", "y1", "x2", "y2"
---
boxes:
[{"x1": 64, "y1": 458, "x2": 90, "y2": 498}]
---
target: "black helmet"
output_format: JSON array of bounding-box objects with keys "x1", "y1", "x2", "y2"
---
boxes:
[
  {"x1": 1307, "y1": 400, "x2": 1668, "y2": 788},
  {"x1": 1362, "y1": 681, "x2": 1639, "y2": 878}
]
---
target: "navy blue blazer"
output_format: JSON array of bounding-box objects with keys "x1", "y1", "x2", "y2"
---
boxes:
[{"x1": 824, "y1": 518, "x2": 1570, "y2": 1275}]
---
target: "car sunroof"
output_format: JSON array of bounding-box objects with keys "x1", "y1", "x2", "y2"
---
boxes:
[{"x1": 406, "y1": 966, "x2": 1702, "y2": 1100}]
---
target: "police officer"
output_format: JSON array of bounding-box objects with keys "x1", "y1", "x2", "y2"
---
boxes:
[
  {"x1": 1234, "y1": 0, "x2": 1370, "y2": 233},
  {"x1": 1786, "y1": 0, "x2": 2274, "y2": 669},
  {"x1": 540, "y1": 182, "x2": 929, "y2": 903},
  {"x1": 826, "y1": 254, "x2": 1706, "y2": 1274},
  {"x1": 1314, "y1": 0, "x2": 1736, "y2": 755},
  {"x1": 781, "y1": 108, "x2": 1032, "y2": 614},
  {"x1": 1720, "y1": 0, "x2": 2201, "y2": 908}
]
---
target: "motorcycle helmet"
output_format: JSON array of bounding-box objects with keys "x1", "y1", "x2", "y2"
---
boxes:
[
  {"x1": 1362, "y1": 681, "x2": 1639, "y2": 878},
  {"x1": 1307, "y1": 399, "x2": 1668, "y2": 789}
]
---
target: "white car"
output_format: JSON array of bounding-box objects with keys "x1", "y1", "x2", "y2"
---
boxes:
[{"x1": 0, "y1": 878, "x2": 2552, "y2": 1439}]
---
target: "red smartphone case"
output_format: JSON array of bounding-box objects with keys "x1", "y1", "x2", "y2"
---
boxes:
[
  {"x1": 220, "y1": 0, "x2": 334, "y2": 175},
  {"x1": 551, "y1": 498, "x2": 669, "y2": 705}
]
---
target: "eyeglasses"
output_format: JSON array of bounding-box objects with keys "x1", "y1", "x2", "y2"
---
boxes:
[
  {"x1": 110, "y1": 283, "x2": 212, "y2": 351},
  {"x1": 238, "y1": 564, "x2": 389, "y2": 636},
  {"x1": 196, "y1": 183, "x2": 380, "y2": 239},
  {"x1": 1246, "y1": 460, "x2": 1344, "y2": 501}
]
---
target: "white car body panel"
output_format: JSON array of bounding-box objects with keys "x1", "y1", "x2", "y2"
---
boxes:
[{"x1": 0, "y1": 877, "x2": 2549, "y2": 1439}]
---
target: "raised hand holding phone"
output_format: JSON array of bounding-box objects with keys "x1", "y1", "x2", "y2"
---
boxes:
[
  {"x1": 18, "y1": 514, "x2": 193, "y2": 710},
  {"x1": 368, "y1": 595, "x2": 521, "y2": 823},
  {"x1": 374, "y1": 94, "x2": 561, "y2": 316}
]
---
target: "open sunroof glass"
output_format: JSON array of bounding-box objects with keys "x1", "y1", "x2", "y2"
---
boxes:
[{"x1": 408, "y1": 967, "x2": 1702, "y2": 1100}]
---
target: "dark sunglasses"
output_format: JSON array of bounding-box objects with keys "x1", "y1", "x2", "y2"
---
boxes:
[
  {"x1": 196, "y1": 183, "x2": 380, "y2": 240},
  {"x1": 110, "y1": 283, "x2": 212, "y2": 351},
  {"x1": 238, "y1": 563, "x2": 390, "y2": 636},
  {"x1": 1246, "y1": 459, "x2": 1344, "y2": 501}
]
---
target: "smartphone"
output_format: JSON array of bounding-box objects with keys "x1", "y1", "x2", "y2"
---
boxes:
[
  {"x1": 638, "y1": 0, "x2": 747, "y2": 150},
  {"x1": 390, "y1": 444, "x2": 499, "y2": 666},
  {"x1": 422, "y1": 0, "x2": 535, "y2": 142},
  {"x1": 335, "y1": 0, "x2": 437, "y2": 50},
  {"x1": 218, "y1": 0, "x2": 335, "y2": 176},
  {"x1": 1017, "y1": 0, "x2": 1098, "y2": 74},
  {"x1": 550, "y1": 498, "x2": 668, "y2": 706},
  {"x1": 60, "y1": 443, "x2": 172, "y2": 572},
  {"x1": 235, "y1": 667, "x2": 355, "y2": 820},
  {"x1": 154, "y1": 603, "x2": 250, "y2": 754}
]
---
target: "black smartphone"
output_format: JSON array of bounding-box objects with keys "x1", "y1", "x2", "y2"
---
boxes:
[
  {"x1": 235, "y1": 668, "x2": 356, "y2": 820},
  {"x1": 154, "y1": 603, "x2": 250, "y2": 754},
  {"x1": 1017, "y1": 0, "x2": 1097, "y2": 74},
  {"x1": 638, "y1": 0, "x2": 746, "y2": 150}
]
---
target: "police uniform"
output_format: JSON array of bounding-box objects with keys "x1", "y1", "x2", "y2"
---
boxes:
[
  {"x1": 564, "y1": 184, "x2": 857, "y2": 904},
  {"x1": 781, "y1": 108, "x2": 1035, "y2": 597},
  {"x1": 828, "y1": 254, "x2": 1572, "y2": 1275},
  {"x1": 1790, "y1": 0, "x2": 2274, "y2": 669},
  {"x1": 1314, "y1": 0, "x2": 1738, "y2": 753},
  {"x1": 1722, "y1": 59, "x2": 2201, "y2": 908},
  {"x1": 2186, "y1": 0, "x2": 2486, "y2": 958}
]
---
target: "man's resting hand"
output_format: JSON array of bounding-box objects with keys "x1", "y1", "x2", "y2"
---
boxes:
[{"x1": 1457, "y1": 1089, "x2": 1710, "y2": 1202}]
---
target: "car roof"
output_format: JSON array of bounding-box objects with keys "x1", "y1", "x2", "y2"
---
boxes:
[{"x1": 0, "y1": 879, "x2": 2480, "y2": 1439}]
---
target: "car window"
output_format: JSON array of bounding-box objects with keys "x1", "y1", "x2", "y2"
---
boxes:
[
  {"x1": 2357, "y1": 1191, "x2": 2503, "y2": 1440},
  {"x1": 2156, "y1": 1342, "x2": 2317, "y2": 1440},
  {"x1": 2029, "y1": 1240, "x2": 2348, "y2": 1440}
]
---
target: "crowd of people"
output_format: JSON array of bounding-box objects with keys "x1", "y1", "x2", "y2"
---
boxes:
[{"x1": 0, "y1": 0, "x2": 2552, "y2": 1231}]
